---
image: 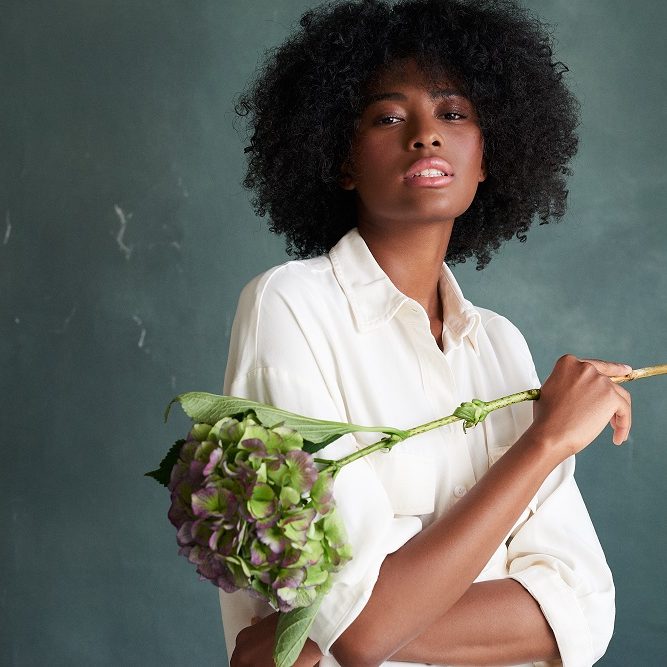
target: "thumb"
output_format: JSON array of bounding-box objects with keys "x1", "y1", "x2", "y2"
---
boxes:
[{"x1": 580, "y1": 358, "x2": 632, "y2": 378}]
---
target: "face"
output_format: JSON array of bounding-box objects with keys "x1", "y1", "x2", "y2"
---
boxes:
[{"x1": 340, "y1": 58, "x2": 486, "y2": 231}]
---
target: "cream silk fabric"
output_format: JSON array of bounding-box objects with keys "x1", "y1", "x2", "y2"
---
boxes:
[{"x1": 218, "y1": 227, "x2": 614, "y2": 667}]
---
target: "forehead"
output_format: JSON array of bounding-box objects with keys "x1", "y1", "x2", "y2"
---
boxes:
[{"x1": 363, "y1": 57, "x2": 465, "y2": 99}]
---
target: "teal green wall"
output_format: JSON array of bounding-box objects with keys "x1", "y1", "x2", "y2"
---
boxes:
[{"x1": 2, "y1": 1, "x2": 665, "y2": 664}]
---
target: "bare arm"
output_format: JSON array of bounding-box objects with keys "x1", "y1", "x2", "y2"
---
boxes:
[
  {"x1": 331, "y1": 356, "x2": 631, "y2": 666},
  {"x1": 391, "y1": 579, "x2": 558, "y2": 665},
  {"x1": 232, "y1": 578, "x2": 554, "y2": 666},
  {"x1": 331, "y1": 422, "x2": 559, "y2": 666}
]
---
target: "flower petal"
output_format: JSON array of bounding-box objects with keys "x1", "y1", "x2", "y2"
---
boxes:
[
  {"x1": 280, "y1": 485, "x2": 301, "y2": 507},
  {"x1": 310, "y1": 472, "x2": 334, "y2": 515},
  {"x1": 192, "y1": 485, "x2": 237, "y2": 519},
  {"x1": 284, "y1": 450, "x2": 318, "y2": 494},
  {"x1": 257, "y1": 525, "x2": 288, "y2": 554},
  {"x1": 203, "y1": 447, "x2": 224, "y2": 476},
  {"x1": 271, "y1": 425, "x2": 304, "y2": 452},
  {"x1": 280, "y1": 507, "x2": 317, "y2": 547},
  {"x1": 247, "y1": 484, "x2": 277, "y2": 520},
  {"x1": 191, "y1": 423, "x2": 212, "y2": 442}
]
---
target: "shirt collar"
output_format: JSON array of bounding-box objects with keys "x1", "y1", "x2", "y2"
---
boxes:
[{"x1": 329, "y1": 227, "x2": 481, "y2": 355}]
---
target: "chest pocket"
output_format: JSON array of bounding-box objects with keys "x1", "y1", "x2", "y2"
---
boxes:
[{"x1": 368, "y1": 451, "x2": 436, "y2": 516}]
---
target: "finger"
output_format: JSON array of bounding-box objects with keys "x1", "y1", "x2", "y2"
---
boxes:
[
  {"x1": 611, "y1": 384, "x2": 632, "y2": 444},
  {"x1": 612, "y1": 382, "x2": 632, "y2": 407},
  {"x1": 611, "y1": 394, "x2": 632, "y2": 445},
  {"x1": 580, "y1": 358, "x2": 632, "y2": 378}
]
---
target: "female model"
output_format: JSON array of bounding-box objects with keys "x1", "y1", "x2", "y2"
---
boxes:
[{"x1": 222, "y1": 2, "x2": 631, "y2": 665}]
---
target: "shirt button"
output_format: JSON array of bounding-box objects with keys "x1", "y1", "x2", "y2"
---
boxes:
[{"x1": 453, "y1": 485, "x2": 467, "y2": 498}]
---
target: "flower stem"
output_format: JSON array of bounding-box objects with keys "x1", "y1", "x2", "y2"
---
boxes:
[
  {"x1": 610, "y1": 364, "x2": 667, "y2": 384},
  {"x1": 322, "y1": 364, "x2": 667, "y2": 473},
  {"x1": 406, "y1": 389, "x2": 541, "y2": 439}
]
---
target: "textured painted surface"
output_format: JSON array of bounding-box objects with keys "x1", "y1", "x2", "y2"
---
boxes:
[{"x1": 2, "y1": 1, "x2": 665, "y2": 664}]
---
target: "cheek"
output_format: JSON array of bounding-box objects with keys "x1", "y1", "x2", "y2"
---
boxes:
[
  {"x1": 353, "y1": 141, "x2": 387, "y2": 175},
  {"x1": 461, "y1": 133, "x2": 484, "y2": 163},
  {"x1": 351, "y1": 149, "x2": 395, "y2": 196},
  {"x1": 454, "y1": 138, "x2": 485, "y2": 184}
]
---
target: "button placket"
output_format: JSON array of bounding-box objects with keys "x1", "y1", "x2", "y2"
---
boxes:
[{"x1": 405, "y1": 308, "x2": 478, "y2": 494}]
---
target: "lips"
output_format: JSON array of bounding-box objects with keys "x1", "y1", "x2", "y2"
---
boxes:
[
  {"x1": 403, "y1": 157, "x2": 455, "y2": 188},
  {"x1": 404, "y1": 157, "x2": 454, "y2": 178}
]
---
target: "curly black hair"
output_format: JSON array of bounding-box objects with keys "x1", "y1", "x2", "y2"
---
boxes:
[{"x1": 235, "y1": 0, "x2": 579, "y2": 270}]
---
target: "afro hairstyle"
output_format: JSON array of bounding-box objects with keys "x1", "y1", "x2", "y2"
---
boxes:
[{"x1": 235, "y1": 0, "x2": 579, "y2": 270}]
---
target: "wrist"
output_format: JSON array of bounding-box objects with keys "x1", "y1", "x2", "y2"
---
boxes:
[{"x1": 515, "y1": 421, "x2": 569, "y2": 471}]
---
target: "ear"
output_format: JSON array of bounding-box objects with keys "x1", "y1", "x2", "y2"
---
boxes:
[
  {"x1": 478, "y1": 157, "x2": 487, "y2": 183},
  {"x1": 339, "y1": 173, "x2": 356, "y2": 190},
  {"x1": 339, "y1": 157, "x2": 356, "y2": 191}
]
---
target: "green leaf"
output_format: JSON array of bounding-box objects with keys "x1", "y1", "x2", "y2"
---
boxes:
[
  {"x1": 165, "y1": 392, "x2": 409, "y2": 453},
  {"x1": 274, "y1": 595, "x2": 325, "y2": 667},
  {"x1": 144, "y1": 439, "x2": 186, "y2": 487}
]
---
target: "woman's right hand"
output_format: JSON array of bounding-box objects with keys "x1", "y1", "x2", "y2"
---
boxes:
[{"x1": 531, "y1": 354, "x2": 632, "y2": 461}]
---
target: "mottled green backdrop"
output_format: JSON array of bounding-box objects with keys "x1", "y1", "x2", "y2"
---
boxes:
[{"x1": 2, "y1": 1, "x2": 666, "y2": 664}]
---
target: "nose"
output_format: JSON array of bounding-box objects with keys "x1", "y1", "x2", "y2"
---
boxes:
[
  {"x1": 406, "y1": 115, "x2": 443, "y2": 150},
  {"x1": 412, "y1": 136, "x2": 442, "y2": 149}
]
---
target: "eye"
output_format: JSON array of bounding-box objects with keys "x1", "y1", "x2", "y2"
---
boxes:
[
  {"x1": 440, "y1": 111, "x2": 466, "y2": 121},
  {"x1": 375, "y1": 115, "x2": 403, "y2": 125}
]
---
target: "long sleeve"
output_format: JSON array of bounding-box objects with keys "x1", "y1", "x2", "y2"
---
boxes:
[
  {"x1": 486, "y1": 317, "x2": 615, "y2": 666},
  {"x1": 219, "y1": 366, "x2": 423, "y2": 658},
  {"x1": 218, "y1": 265, "x2": 426, "y2": 659},
  {"x1": 506, "y1": 456, "x2": 615, "y2": 667}
]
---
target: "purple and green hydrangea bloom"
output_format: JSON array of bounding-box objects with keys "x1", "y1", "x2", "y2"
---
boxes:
[{"x1": 166, "y1": 414, "x2": 351, "y2": 612}]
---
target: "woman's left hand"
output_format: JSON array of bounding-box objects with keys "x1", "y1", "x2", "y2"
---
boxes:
[{"x1": 230, "y1": 612, "x2": 322, "y2": 667}]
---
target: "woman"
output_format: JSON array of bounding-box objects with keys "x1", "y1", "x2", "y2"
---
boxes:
[{"x1": 223, "y1": 2, "x2": 631, "y2": 665}]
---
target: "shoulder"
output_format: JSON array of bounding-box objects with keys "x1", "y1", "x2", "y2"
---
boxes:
[
  {"x1": 236, "y1": 254, "x2": 336, "y2": 319},
  {"x1": 476, "y1": 306, "x2": 530, "y2": 348},
  {"x1": 226, "y1": 254, "x2": 344, "y2": 381},
  {"x1": 475, "y1": 305, "x2": 541, "y2": 386}
]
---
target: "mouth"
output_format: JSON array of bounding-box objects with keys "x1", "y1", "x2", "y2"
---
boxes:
[
  {"x1": 404, "y1": 157, "x2": 455, "y2": 187},
  {"x1": 409, "y1": 168, "x2": 451, "y2": 178}
]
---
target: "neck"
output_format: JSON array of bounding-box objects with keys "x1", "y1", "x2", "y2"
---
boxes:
[{"x1": 357, "y1": 220, "x2": 453, "y2": 321}]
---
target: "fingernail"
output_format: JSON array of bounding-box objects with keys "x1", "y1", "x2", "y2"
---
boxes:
[{"x1": 622, "y1": 364, "x2": 632, "y2": 372}]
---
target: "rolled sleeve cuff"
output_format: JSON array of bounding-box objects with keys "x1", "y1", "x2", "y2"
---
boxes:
[{"x1": 509, "y1": 567, "x2": 594, "y2": 667}]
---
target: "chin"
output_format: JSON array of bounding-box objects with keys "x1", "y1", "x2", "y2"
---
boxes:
[{"x1": 405, "y1": 204, "x2": 470, "y2": 223}]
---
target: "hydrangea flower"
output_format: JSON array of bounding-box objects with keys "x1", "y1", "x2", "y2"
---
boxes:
[{"x1": 166, "y1": 413, "x2": 351, "y2": 612}]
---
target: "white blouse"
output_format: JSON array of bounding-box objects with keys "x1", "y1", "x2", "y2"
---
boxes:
[{"x1": 218, "y1": 227, "x2": 614, "y2": 667}]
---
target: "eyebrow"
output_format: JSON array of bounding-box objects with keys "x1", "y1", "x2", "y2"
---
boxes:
[{"x1": 363, "y1": 88, "x2": 467, "y2": 105}]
